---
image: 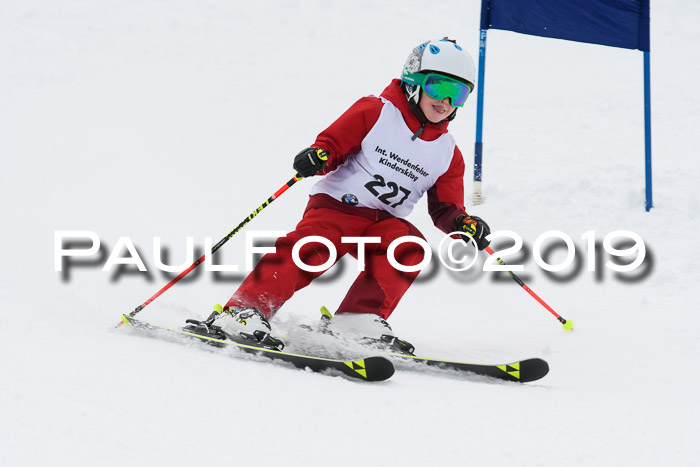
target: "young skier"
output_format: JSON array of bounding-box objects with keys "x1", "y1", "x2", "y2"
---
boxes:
[{"x1": 190, "y1": 38, "x2": 491, "y2": 353}]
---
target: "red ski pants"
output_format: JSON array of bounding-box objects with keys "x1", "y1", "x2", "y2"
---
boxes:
[{"x1": 226, "y1": 206, "x2": 426, "y2": 319}]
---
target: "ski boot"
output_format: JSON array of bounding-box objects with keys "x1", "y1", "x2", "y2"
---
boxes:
[
  {"x1": 185, "y1": 304, "x2": 284, "y2": 351},
  {"x1": 331, "y1": 312, "x2": 415, "y2": 356}
]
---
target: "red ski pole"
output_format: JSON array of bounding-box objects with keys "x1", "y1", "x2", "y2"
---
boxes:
[
  {"x1": 116, "y1": 173, "x2": 304, "y2": 327},
  {"x1": 485, "y1": 246, "x2": 573, "y2": 331}
]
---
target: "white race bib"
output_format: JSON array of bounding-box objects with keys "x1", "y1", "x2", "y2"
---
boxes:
[{"x1": 310, "y1": 98, "x2": 456, "y2": 218}]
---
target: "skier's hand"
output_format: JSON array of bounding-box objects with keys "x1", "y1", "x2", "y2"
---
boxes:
[
  {"x1": 455, "y1": 214, "x2": 491, "y2": 250},
  {"x1": 293, "y1": 147, "x2": 329, "y2": 178}
]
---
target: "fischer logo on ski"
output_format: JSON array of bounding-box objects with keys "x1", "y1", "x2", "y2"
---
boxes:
[
  {"x1": 343, "y1": 359, "x2": 368, "y2": 379},
  {"x1": 497, "y1": 363, "x2": 521, "y2": 380}
]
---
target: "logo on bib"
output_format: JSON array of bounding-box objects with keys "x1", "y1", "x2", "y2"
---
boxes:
[{"x1": 341, "y1": 194, "x2": 359, "y2": 206}]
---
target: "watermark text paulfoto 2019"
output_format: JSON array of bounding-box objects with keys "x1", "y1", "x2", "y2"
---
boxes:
[{"x1": 54, "y1": 230, "x2": 650, "y2": 283}]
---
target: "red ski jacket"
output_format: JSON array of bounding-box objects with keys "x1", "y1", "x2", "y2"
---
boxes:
[{"x1": 311, "y1": 79, "x2": 467, "y2": 235}]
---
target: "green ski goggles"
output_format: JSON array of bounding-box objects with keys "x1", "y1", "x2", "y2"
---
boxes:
[{"x1": 403, "y1": 72, "x2": 473, "y2": 107}]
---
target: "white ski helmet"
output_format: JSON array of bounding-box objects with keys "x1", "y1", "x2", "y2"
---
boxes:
[{"x1": 401, "y1": 38, "x2": 476, "y2": 106}]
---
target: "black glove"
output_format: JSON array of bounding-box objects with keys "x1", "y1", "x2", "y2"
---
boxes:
[
  {"x1": 455, "y1": 214, "x2": 491, "y2": 251},
  {"x1": 293, "y1": 147, "x2": 329, "y2": 178}
]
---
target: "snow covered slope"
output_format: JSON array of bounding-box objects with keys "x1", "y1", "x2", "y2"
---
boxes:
[{"x1": 1, "y1": 1, "x2": 698, "y2": 466}]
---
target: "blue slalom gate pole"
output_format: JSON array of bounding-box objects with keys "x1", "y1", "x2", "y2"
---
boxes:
[
  {"x1": 473, "y1": 29, "x2": 488, "y2": 204},
  {"x1": 644, "y1": 51, "x2": 653, "y2": 211}
]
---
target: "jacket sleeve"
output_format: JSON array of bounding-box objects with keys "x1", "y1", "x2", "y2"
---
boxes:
[
  {"x1": 312, "y1": 96, "x2": 383, "y2": 173},
  {"x1": 427, "y1": 145, "x2": 468, "y2": 234}
]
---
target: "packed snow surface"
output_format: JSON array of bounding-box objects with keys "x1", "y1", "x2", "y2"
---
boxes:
[{"x1": 1, "y1": 1, "x2": 698, "y2": 466}]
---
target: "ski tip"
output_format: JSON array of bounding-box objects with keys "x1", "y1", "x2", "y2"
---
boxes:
[
  {"x1": 519, "y1": 358, "x2": 550, "y2": 383},
  {"x1": 361, "y1": 356, "x2": 395, "y2": 381},
  {"x1": 343, "y1": 356, "x2": 394, "y2": 381}
]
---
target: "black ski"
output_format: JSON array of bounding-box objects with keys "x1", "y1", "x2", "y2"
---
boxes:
[
  {"x1": 388, "y1": 354, "x2": 549, "y2": 383},
  {"x1": 120, "y1": 315, "x2": 394, "y2": 382},
  {"x1": 306, "y1": 307, "x2": 550, "y2": 383}
]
